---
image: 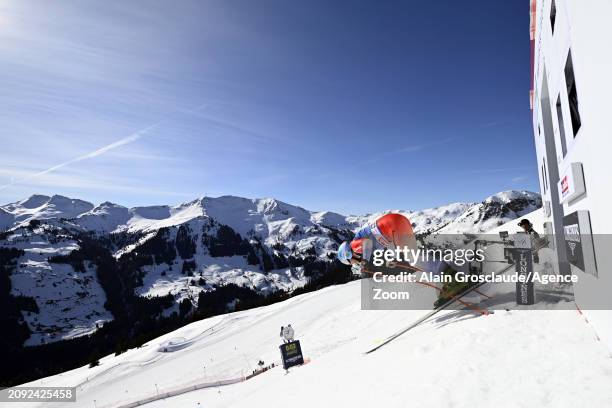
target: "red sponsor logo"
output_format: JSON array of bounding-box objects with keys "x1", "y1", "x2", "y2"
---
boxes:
[{"x1": 561, "y1": 176, "x2": 569, "y2": 194}]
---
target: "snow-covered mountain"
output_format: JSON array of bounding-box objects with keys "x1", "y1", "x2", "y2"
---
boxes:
[
  {"x1": 0, "y1": 191, "x2": 540, "y2": 348},
  {"x1": 436, "y1": 190, "x2": 542, "y2": 234},
  {"x1": 0, "y1": 194, "x2": 94, "y2": 228},
  {"x1": 1, "y1": 190, "x2": 541, "y2": 236}
]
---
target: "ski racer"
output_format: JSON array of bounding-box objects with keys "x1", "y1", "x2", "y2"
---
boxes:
[{"x1": 337, "y1": 213, "x2": 416, "y2": 274}]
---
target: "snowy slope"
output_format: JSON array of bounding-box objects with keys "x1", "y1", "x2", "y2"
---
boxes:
[
  {"x1": 437, "y1": 190, "x2": 541, "y2": 234},
  {"x1": 2, "y1": 223, "x2": 113, "y2": 346},
  {"x1": 345, "y1": 201, "x2": 473, "y2": 236},
  {"x1": 10, "y1": 210, "x2": 612, "y2": 408},
  {"x1": 74, "y1": 202, "x2": 131, "y2": 233},
  {"x1": 131, "y1": 216, "x2": 309, "y2": 300},
  {"x1": 487, "y1": 207, "x2": 545, "y2": 235},
  {"x1": 2, "y1": 195, "x2": 94, "y2": 228},
  {"x1": 13, "y1": 276, "x2": 612, "y2": 408}
]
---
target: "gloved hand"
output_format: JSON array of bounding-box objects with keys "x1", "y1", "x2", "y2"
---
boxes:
[{"x1": 351, "y1": 262, "x2": 363, "y2": 275}]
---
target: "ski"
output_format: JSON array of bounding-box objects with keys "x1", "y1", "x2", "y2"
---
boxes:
[
  {"x1": 362, "y1": 264, "x2": 491, "y2": 316},
  {"x1": 363, "y1": 238, "x2": 549, "y2": 354},
  {"x1": 363, "y1": 262, "x2": 516, "y2": 354},
  {"x1": 390, "y1": 261, "x2": 492, "y2": 299}
]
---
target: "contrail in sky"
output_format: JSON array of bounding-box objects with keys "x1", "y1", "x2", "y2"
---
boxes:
[
  {"x1": 0, "y1": 103, "x2": 209, "y2": 192},
  {"x1": 0, "y1": 122, "x2": 161, "y2": 191}
]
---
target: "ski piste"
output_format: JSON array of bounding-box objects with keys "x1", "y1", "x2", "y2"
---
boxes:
[{"x1": 363, "y1": 237, "x2": 548, "y2": 354}]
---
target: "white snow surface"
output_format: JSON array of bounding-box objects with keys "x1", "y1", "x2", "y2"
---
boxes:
[
  {"x1": 437, "y1": 190, "x2": 542, "y2": 234},
  {"x1": 11, "y1": 279, "x2": 612, "y2": 408},
  {"x1": 1, "y1": 195, "x2": 94, "y2": 228},
  {"x1": 74, "y1": 202, "x2": 130, "y2": 233}
]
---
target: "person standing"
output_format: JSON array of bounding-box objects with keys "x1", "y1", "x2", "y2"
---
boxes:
[{"x1": 517, "y1": 218, "x2": 545, "y2": 263}]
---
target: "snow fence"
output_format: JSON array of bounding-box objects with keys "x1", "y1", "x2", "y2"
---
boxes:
[{"x1": 102, "y1": 377, "x2": 245, "y2": 408}]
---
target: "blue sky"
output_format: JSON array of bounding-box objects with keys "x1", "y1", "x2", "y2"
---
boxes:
[{"x1": 0, "y1": 1, "x2": 537, "y2": 214}]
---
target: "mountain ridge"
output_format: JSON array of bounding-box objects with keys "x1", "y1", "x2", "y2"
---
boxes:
[{"x1": 1, "y1": 190, "x2": 541, "y2": 235}]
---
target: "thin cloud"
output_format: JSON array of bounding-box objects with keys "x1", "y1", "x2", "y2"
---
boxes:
[
  {"x1": 185, "y1": 109, "x2": 280, "y2": 143},
  {"x1": 365, "y1": 137, "x2": 455, "y2": 164},
  {"x1": 511, "y1": 176, "x2": 528, "y2": 182},
  {"x1": 479, "y1": 120, "x2": 509, "y2": 128},
  {"x1": 0, "y1": 166, "x2": 193, "y2": 201},
  {"x1": 457, "y1": 166, "x2": 534, "y2": 175}
]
